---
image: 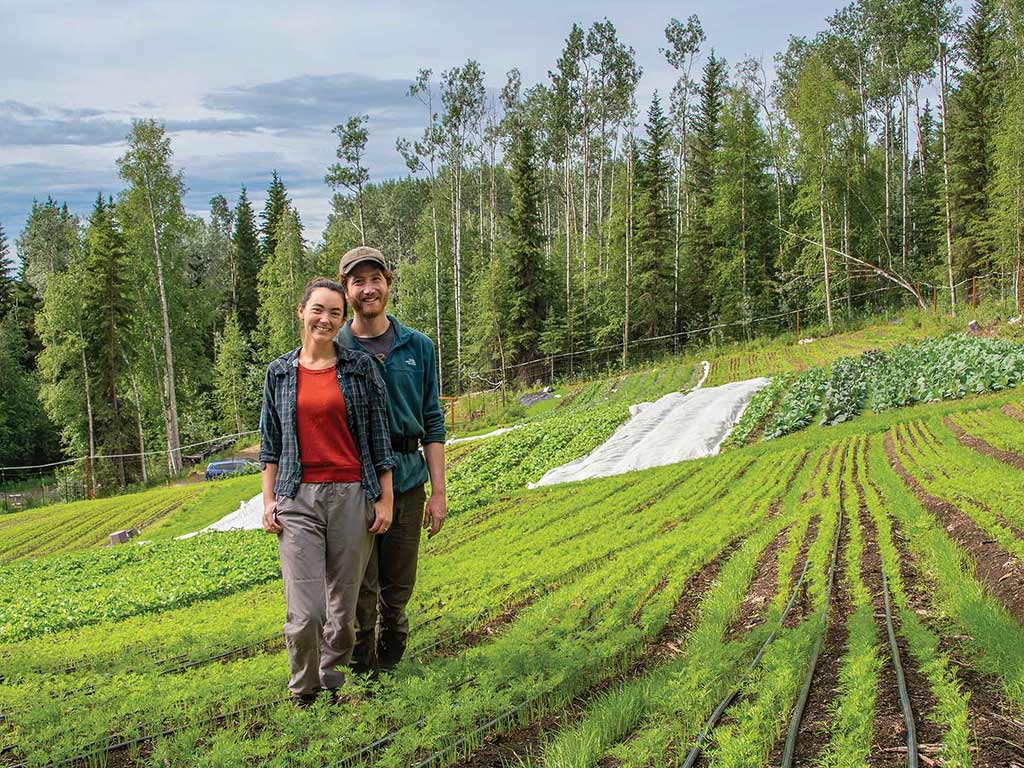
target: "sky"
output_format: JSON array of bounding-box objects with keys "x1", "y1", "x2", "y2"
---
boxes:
[{"x1": 2, "y1": 0, "x2": 837, "y2": 252}]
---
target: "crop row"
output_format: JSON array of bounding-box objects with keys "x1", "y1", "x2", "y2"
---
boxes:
[
  {"x1": 1, "y1": 444, "x2": 804, "y2": 766},
  {"x1": 948, "y1": 405, "x2": 1024, "y2": 456},
  {"x1": 445, "y1": 402, "x2": 629, "y2": 515},
  {"x1": 530, "y1": 429, "x2": 1024, "y2": 767},
  {"x1": 0, "y1": 530, "x2": 281, "y2": 642},
  {"x1": 704, "y1": 319, "x2": 940, "y2": 388},
  {"x1": 0, "y1": 484, "x2": 202, "y2": 562}
]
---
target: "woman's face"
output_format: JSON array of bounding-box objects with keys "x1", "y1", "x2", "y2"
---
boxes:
[{"x1": 298, "y1": 287, "x2": 346, "y2": 343}]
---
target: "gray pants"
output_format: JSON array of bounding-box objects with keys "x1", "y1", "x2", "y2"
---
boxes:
[
  {"x1": 353, "y1": 484, "x2": 426, "y2": 669},
  {"x1": 276, "y1": 482, "x2": 374, "y2": 696}
]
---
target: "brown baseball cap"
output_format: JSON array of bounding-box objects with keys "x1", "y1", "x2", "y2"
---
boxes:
[{"x1": 339, "y1": 245, "x2": 388, "y2": 276}]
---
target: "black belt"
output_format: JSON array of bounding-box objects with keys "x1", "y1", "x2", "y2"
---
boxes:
[{"x1": 391, "y1": 435, "x2": 420, "y2": 454}]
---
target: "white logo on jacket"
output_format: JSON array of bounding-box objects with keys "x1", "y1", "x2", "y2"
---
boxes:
[{"x1": 405, "y1": 358, "x2": 417, "y2": 367}]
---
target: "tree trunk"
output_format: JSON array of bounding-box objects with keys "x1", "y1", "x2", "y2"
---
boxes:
[
  {"x1": 79, "y1": 335, "x2": 96, "y2": 498},
  {"x1": 430, "y1": 173, "x2": 444, "y2": 397},
  {"x1": 937, "y1": 30, "x2": 957, "y2": 316},
  {"x1": 674, "y1": 139, "x2": 682, "y2": 338},
  {"x1": 142, "y1": 162, "x2": 182, "y2": 475},
  {"x1": 564, "y1": 137, "x2": 573, "y2": 372},
  {"x1": 900, "y1": 83, "x2": 910, "y2": 273},
  {"x1": 120, "y1": 350, "x2": 147, "y2": 487},
  {"x1": 452, "y1": 161, "x2": 464, "y2": 395},
  {"x1": 884, "y1": 103, "x2": 893, "y2": 269},
  {"x1": 623, "y1": 136, "x2": 633, "y2": 366},
  {"x1": 820, "y1": 147, "x2": 833, "y2": 332}
]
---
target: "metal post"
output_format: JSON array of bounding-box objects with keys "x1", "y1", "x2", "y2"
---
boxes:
[{"x1": 796, "y1": 309, "x2": 801, "y2": 342}]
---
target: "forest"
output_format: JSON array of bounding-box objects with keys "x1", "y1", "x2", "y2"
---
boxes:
[{"x1": 0, "y1": 0, "x2": 1022, "y2": 492}]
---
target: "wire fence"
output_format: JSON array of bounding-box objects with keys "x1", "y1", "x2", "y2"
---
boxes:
[
  {"x1": 0, "y1": 431, "x2": 259, "y2": 509},
  {"x1": 449, "y1": 271, "x2": 1020, "y2": 427}
]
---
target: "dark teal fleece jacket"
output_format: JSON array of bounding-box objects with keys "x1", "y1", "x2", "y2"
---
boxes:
[{"x1": 337, "y1": 315, "x2": 446, "y2": 494}]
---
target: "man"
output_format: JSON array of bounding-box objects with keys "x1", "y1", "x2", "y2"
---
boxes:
[{"x1": 336, "y1": 245, "x2": 447, "y2": 673}]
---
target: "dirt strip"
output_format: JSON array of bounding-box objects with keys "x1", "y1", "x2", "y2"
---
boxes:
[
  {"x1": 884, "y1": 432, "x2": 1024, "y2": 624},
  {"x1": 943, "y1": 415, "x2": 1024, "y2": 471},
  {"x1": 783, "y1": 515, "x2": 820, "y2": 630},
  {"x1": 776, "y1": 451, "x2": 853, "y2": 767},
  {"x1": 1002, "y1": 404, "x2": 1024, "y2": 424},
  {"x1": 853, "y1": 447, "x2": 943, "y2": 768},
  {"x1": 448, "y1": 535, "x2": 750, "y2": 768},
  {"x1": 725, "y1": 525, "x2": 791, "y2": 640}
]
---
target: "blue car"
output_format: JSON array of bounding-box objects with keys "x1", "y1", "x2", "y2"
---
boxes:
[{"x1": 204, "y1": 459, "x2": 259, "y2": 481}]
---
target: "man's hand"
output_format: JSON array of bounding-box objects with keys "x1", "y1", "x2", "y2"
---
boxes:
[
  {"x1": 424, "y1": 491, "x2": 446, "y2": 538},
  {"x1": 262, "y1": 497, "x2": 283, "y2": 534},
  {"x1": 369, "y1": 498, "x2": 393, "y2": 534}
]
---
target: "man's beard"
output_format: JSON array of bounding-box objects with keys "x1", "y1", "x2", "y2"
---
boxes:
[{"x1": 351, "y1": 295, "x2": 386, "y2": 318}]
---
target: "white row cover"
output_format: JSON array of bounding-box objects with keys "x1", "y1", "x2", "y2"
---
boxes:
[
  {"x1": 530, "y1": 375, "x2": 770, "y2": 487},
  {"x1": 177, "y1": 493, "x2": 264, "y2": 538}
]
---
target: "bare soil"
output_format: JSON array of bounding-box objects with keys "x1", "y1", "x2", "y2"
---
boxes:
[
  {"x1": 1003, "y1": 403, "x2": 1024, "y2": 424},
  {"x1": 725, "y1": 525, "x2": 790, "y2": 640},
  {"x1": 778, "y1": 450, "x2": 853, "y2": 767},
  {"x1": 852, "y1": 442, "x2": 942, "y2": 768},
  {"x1": 943, "y1": 414, "x2": 1024, "y2": 471},
  {"x1": 884, "y1": 432, "x2": 1024, "y2": 624},
  {"x1": 783, "y1": 515, "x2": 820, "y2": 630}
]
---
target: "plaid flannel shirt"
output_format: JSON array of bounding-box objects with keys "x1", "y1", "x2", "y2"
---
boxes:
[{"x1": 259, "y1": 342, "x2": 397, "y2": 501}]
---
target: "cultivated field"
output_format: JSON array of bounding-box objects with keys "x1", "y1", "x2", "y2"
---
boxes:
[{"x1": 2, "y1": 322, "x2": 1023, "y2": 767}]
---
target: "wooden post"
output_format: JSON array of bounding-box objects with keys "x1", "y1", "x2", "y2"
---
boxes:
[
  {"x1": 972, "y1": 276, "x2": 977, "y2": 312},
  {"x1": 916, "y1": 283, "x2": 921, "y2": 308},
  {"x1": 1011, "y1": 264, "x2": 1019, "y2": 313},
  {"x1": 796, "y1": 309, "x2": 801, "y2": 342},
  {"x1": 933, "y1": 287, "x2": 938, "y2": 315}
]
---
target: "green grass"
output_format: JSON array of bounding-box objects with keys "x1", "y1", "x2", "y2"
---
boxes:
[{"x1": 143, "y1": 474, "x2": 263, "y2": 541}]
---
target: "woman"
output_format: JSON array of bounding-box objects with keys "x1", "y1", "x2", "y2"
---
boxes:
[{"x1": 259, "y1": 277, "x2": 396, "y2": 707}]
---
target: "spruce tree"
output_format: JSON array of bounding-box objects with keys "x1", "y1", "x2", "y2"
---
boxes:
[
  {"x1": 687, "y1": 52, "x2": 727, "y2": 326},
  {"x1": 632, "y1": 92, "x2": 675, "y2": 340},
  {"x1": 0, "y1": 221, "x2": 13, "y2": 319},
  {"x1": 950, "y1": 0, "x2": 1003, "y2": 275},
  {"x1": 233, "y1": 186, "x2": 261, "y2": 334},
  {"x1": 503, "y1": 123, "x2": 548, "y2": 368},
  {"x1": 214, "y1": 312, "x2": 253, "y2": 434},
  {"x1": 257, "y1": 206, "x2": 308, "y2": 362},
  {"x1": 81, "y1": 195, "x2": 133, "y2": 484},
  {"x1": 260, "y1": 171, "x2": 289, "y2": 264}
]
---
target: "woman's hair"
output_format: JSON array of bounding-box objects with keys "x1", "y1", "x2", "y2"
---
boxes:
[{"x1": 299, "y1": 277, "x2": 347, "y2": 315}]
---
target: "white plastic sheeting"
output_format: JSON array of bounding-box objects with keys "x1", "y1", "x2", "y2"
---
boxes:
[
  {"x1": 177, "y1": 493, "x2": 264, "y2": 538},
  {"x1": 446, "y1": 425, "x2": 523, "y2": 445},
  {"x1": 532, "y1": 376, "x2": 770, "y2": 486}
]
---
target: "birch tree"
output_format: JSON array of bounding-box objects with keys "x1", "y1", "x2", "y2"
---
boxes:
[{"x1": 117, "y1": 119, "x2": 185, "y2": 475}]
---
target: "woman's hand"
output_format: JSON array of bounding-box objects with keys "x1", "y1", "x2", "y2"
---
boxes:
[
  {"x1": 369, "y1": 497, "x2": 393, "y2": 535},
  {"x1": 262, "y1": 497, "x2": 283, "y2": 534}
]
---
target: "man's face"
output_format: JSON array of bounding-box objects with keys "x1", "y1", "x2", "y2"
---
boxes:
[{"x1": 345, "y1": 262, "x2": 390, "y2": 320}]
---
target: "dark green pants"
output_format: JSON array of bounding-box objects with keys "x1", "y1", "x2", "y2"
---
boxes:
[{"x1": 353, "y1": 484, "x2": 426, "y2": 670}]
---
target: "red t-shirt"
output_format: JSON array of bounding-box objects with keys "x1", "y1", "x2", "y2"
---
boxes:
[{"x1": 296, "y1": 364, "x2": 362, "y2": 483}]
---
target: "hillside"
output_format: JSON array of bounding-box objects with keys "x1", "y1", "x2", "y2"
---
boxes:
[{"x1": 1, "y1": 314, "x2": 1024, "y2": 767}]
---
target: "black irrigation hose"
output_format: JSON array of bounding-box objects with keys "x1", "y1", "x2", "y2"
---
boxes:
[
  {"x1": 780, "y1": 504, "x2": 845, "y2": 768},
  {"x1": 6, "y1": 696, "x2": 291, "y2": 768},
  {"x1": 881, "y1": 566, "x2": 919, "y2": 768},
  {"x1": 0, "y1": 638, "x2": 286, "y2": 725},
  {"x1": 682, "y1": 515, "x2": 833, "y2": 768},
  {"x1": 157, "y1": 635, "x2": 283, "y2": 675}
]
